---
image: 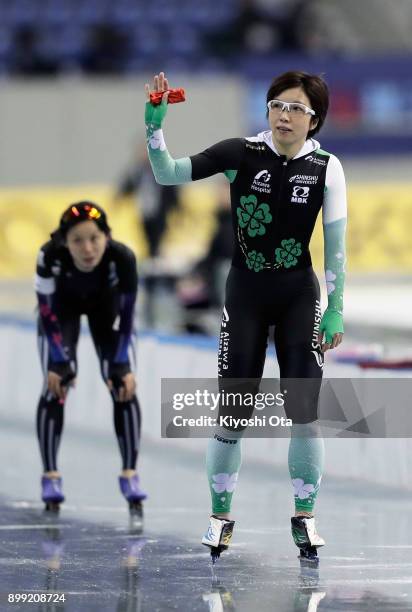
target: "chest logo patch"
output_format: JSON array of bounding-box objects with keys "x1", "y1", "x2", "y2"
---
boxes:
[
  {"x1": 251, "y1": 170, "x2": 271, "y2": 194},
  {"x1": 291, "y1": 185, "x2": 310, "y2": 204},
  {"x1": 289, "y1": 174, "x2": 318, "y2": 185}
]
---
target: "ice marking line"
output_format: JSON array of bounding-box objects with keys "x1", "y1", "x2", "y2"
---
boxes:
[
  {"x1": 70, "y1": 505, "x2": 128, "y2": 512},
  {"x1": 324, "y1": 578, "x2": 412, "y2": 585},
  {"x1": 328, "y1": 562, "x2": 412, "y2": 570},
  {"x1": 364, "y1": 545, "x2": 412, "y2": 549},
  {"x1": 236, "y1": 527, "x2": 285, "y2": 534},
  {"x1": 0, "y1": 524, "x2": 71, "y2": 530}
]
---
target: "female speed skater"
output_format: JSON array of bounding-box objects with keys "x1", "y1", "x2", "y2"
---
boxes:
[
  {"x1": 35, "y1": 202, "x2": 146, "y2": 518},
  {"x1": 145, "y1": 71, "x2": 347, "y2": 563}
]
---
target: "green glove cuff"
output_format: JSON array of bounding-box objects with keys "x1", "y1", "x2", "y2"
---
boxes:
[
  {"x1": 319, "y1": 308, "x2": 344, "y2": 344},
  {"x1": 145, "y1": 99, "x2": 168, "y2": 129}
]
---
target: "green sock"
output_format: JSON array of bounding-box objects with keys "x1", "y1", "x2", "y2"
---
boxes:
[
  {"x1": 206, "y1": 429, "x2": 242, "y2": 514},
  {"x1": 288, "y1": 423, "x2": 325, "y2": 514}
]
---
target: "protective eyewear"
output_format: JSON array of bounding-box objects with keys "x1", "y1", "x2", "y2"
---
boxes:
[{"x1": 267, "y1": 99, "x2": 316, "y2": 116}]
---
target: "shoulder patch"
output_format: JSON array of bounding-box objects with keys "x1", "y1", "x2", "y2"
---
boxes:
[
  {"x1": 224, "y1": 169, "x2": 237, "y2": 183},
  {"x1": 244, "y1": 137, "x2": 266, "y2": 152},
  {"x1": 245, "y1": 134, "x2": 265, "y2": 143},
  {"x1": 304, "y1": 153, "x2": 329, "y2": 167}
]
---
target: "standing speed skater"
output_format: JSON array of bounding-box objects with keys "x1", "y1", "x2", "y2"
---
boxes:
[
  {"x1": 145, "y1": 71, "x2": 346, "y2": 564},
  {"x1": 35, "y1": 202, "x2": 146, "y2": 521}
]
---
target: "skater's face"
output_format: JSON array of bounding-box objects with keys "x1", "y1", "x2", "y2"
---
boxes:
[
  {"x1": 66, "y1": 220, "x2": 108, "y2": 272},
  {"x1": 268, "y1": 86, "x2": 318, "y2": 155}
]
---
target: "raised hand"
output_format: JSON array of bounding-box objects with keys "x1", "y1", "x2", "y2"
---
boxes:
[
  {"x1": 145, "y1": 71, "x2": 170, "y2": 103},
  {"x1": 144, "y1": 71, "x2": 169, "y2": 127}
]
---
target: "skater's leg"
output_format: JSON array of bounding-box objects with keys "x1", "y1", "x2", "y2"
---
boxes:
[
  {"x1": 275, "y1": 271, "x2": 324, "y2": 514},
  {"x1": 275, "y1": 272, "x2": 325, "y2": 557},
  {"x1": 202, "y1": 270, "x2": 270, "y2": 558},
  {"x1": 36, "y1": 316, "x2": 79, "y2": 476},
  {"x1": 36, "y1": 315, "x2": 79, "y2": 508},
  {"x1": 209, "y1": 269, "x2": 269, "y2": 519},
  {"x1": 112, "y1": 395, "x2": 146, "y2": 504},
  {"x1": 89, "y1": 307, "x2": 145, "y2": 504},
  {"x1": 36, "y1": 394, "x2": 64, "y2": 475},
  {"x1": 113, "y1": 395, "x2": 141, "y2": 473},
  {"x1": 88, "y1": 302, "x2": 140, "y2": 471},
  {"x1": 288, "y1": 422, "x2": 324, "y2": 516},
  {"x1": 206, "y1": 428, "x2": 242, "y2": 518}
]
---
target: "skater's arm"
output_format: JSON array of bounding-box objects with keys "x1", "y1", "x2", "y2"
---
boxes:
[
  {"x1": 319, "y1": 155, "x2": 347, "y2": 351},
  {"x1": 111, "y1": 245, "x2": 138, "y2": 376},
  {"x1": 145, "y1": 72, "x2": 242, "y2": 185},
  {"x1": 35, "y1": 247, "x2": 71, "y2": 369},
  {"x1": 145, "y1": 73, "x2": 191, "y2": 185}
]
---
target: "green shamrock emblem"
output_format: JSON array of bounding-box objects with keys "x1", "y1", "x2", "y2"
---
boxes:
[
  {"x1": 237, "y1": 195, "x2": 272, "y2": 237},
  {"x1": 275, "y1": 238, "x2": 302, "y2": 268},
  {"x1": 246, "y1": 251, "x2": 266, "y2": 272}
]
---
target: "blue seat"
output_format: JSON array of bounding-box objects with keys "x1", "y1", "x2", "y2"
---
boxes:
[
  {"x1": 6, "y1": 0, "x2": 40, "y2": 26},
  {"x1": 76, "y1": 0, "x2": 110, "y2": 26},
  {"x1": 169, "y1": 25, "x2": 200, "y2": 56},
  {"x1": 108, "y1": 1, "x2": 145, "y2": 26},
  {"x1": 41, "y1": 0, "x2": 76, "y2": 26}
]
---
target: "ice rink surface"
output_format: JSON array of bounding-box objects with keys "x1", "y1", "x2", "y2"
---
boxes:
[{"x1": 1, "y1": 417, "x2": 412, "y2": 612}]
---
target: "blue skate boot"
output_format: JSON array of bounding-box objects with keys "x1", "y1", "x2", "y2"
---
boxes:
[
  {"x1": 42, "y1": 476, "x2": 65, "y2": 512},
  {"x1": 119, "y1": 474, "x2": 147, "y2": 528}
]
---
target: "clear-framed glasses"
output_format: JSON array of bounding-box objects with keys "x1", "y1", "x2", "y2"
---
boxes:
[{"x1": 267, "y1": 99, "x2": 316, "y2": 117}]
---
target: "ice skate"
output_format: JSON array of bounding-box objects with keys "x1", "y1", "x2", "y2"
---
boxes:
[
  {"x1": 291, "y1": 516, "x2": 325, "y2": 566},
  {"x1": 119, "y1": 474, "x2": 147, "y2": 528},
  {"x1": 202, "y1": 515, "x2": 235, "y2": 564},
  {"x1": 41, "y1": 476, "x2": 65, "y2": 512}
]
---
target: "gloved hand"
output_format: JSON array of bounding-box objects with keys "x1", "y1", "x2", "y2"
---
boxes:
[
  {"x1": 145, "y1": 95, "x2": 168, "y2": 128},
  {"x1": 318, "y1": 308, "x2": 344, "y2": 352},
  {"x1": 107, "y1": 365, "x2": 136, "y2": 402},
  {"x1": 47, "y1": 362, "x2": 76, "y2": 400}
]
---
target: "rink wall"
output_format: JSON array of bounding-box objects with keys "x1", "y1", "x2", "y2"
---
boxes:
[
  {"x1": 2, "y1": 181, "x2": 412, "y2": 278},
  {"x1": 1, "y1": 317, "x2": 412, "y2": 492}
]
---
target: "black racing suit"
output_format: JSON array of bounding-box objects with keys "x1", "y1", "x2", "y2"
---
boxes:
[
  {"x1": 191, "y1": 138, "x2": 328, "y2": 424},
  {"x1": 35, "y1": 239, "x2": 141, "y2": 471}
]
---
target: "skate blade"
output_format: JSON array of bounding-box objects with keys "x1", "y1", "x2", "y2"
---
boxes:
[
  {"x1": 211, "y1": 550, "x2": 220, "y2": 564},
  {"x1": 129, "y1": 501, "x2": 144, "y2": 533},
  {"x1": 210, "y1": 545, "x2": 227, "y2": 564},
  {"x1": 299, "y1": 549, "x2": 319, "y2": 567},
  {"x1": 44, "y1": 502, "x2": 61, "y2": 513}
]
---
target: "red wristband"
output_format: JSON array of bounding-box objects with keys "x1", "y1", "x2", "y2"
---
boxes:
[{"x1": 149, "y1": 88, "x2": 186, "y2": 106}]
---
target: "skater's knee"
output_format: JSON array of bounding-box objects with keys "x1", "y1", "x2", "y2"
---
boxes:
[
  {"x1": 212, "y1": 424, "x2": 244, "y2": 443},
  {"x1": 290, "y1": 421, "x2": 322, "y2": 438}
]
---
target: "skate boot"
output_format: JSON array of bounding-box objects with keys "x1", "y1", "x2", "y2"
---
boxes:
[
  {"x1": 291, "y1": 516, "x2": 325, "y2": 566},
  {"x1": 119, "y1": 474, "x2": 147, "y2": 527},
  {"x1": 41, "y1": 476, "x2": 65, "y2": 512},
  {"x1": 202, "y1": 515, "x2": 235, "y2": 564}
]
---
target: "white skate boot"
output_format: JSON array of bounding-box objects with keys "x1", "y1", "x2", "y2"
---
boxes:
[
  {"x1": 202, "y1": 515, "x2": 235, "y2": 563},
  {"x1": 291, "y1": 516, "x2": 325, "y2": 566}
]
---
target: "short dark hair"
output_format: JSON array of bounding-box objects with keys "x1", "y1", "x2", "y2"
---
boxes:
[{"x1": 266, "y1": 71, "x2": 329, "y2": 138}]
